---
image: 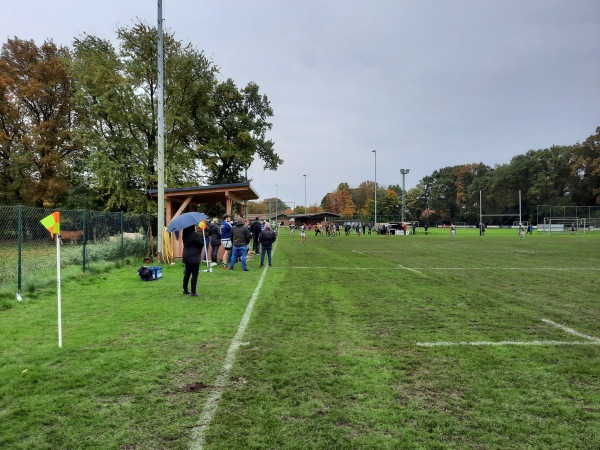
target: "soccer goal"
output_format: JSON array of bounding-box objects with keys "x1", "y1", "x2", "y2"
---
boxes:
[{"x1": 538, "y1": 217, "x2": 585, "y2": 233}]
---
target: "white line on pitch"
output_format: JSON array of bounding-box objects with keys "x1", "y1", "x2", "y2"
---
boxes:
[
  {"x1": 541, "y1": 319, "x2": 600, "y2": 342},
  {"x1": 352, "y1": 250, "x2": 366, "y2": 255},
  {"x1": 289, "y1": 266, "x2": 599, "y2": 271},
  {"x1": 189, "y1": 244, "x2": 275, "y2": 449},
  {"x1": 417, "y1": 340, "x2": 600, "y2": 347},
  {"x1": 399, "y1": 265, "x2": 423, "y2": 275},
  {"x1": 417, "y1": 319, "x2": 600, "y2": 348}
]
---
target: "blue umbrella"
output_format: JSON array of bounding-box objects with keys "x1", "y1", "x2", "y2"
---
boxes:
[{"x1": 166, "y1": 212, "x2": 208, "y2": 232}]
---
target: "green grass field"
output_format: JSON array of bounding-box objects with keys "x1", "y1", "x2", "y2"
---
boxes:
[{"x1": 1, "y1": 228, "x2": 599, "y2": 449}]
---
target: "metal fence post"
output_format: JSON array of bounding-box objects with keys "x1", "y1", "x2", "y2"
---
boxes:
[
  {"x1": 120, "y1": 211, "x2": 124, "y2": 261},
  {"x1": 82, "y1": 209, "x2": 87, "y2": 272},
  {"x1": 17, "y1": 204, "x2": 23, "y2": 291}
]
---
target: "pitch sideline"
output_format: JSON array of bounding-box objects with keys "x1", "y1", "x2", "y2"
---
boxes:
[{"x1": 189, "y1": 242, "x2": 276, "y2": 449}]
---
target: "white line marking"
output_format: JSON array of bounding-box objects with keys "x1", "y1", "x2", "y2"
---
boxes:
[
  {"x1": 417, "y1": 319, "x2": 600, "y2": 348},
  {"x1": 399, "y1": 265, "x2": 422, "y2": 275},
  {"x1": 541, "y1": 319, "x2": 600, "y2": 342},
  {"x1": 417, "y1": 340, "x2": 600, "y2": 347},
  {"x1": 290, "y1": 266, "x2": 599, "y2": 271},
  {"x1": 189, "y1": 244, "x2": 274, "y2": 449},
  {"x1": 352, "y1": 250, "x2": 366, "y2": 255}
]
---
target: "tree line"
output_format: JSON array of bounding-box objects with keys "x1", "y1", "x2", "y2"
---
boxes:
[
  {"x1": 310, "y1": 131, "x2": 599, "y2": 224},
  {"x1": 2, "y1": 24, "x2": 597, "y2": 223},
  {"x1": 0, "y1": 22, "x2": 282, "y2": 213}
]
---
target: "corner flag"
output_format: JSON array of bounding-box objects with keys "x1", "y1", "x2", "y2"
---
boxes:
[{"x1": 41, "y1": 212, "x2": 60, "y2": 238}]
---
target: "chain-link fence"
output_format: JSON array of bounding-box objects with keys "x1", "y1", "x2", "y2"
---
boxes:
[
  {"x1": 0, "y1": 205, "x2": 155, "y2": 295},
  {"x1": 536, "y1": 205, "x2": 600, "y2": 222}
]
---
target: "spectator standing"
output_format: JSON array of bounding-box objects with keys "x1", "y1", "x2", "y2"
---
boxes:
[
  {"x1": 251, "y1": 217, "x2": 262, "y2": 254},
  {"x1": 208, "y1": 218, "x2": 221, "y2": 266},
  {"x1": 230, "y1": 218, "x2": 251, "y2": 271},
  {"x1": 182, "y1": 225, "x2": 204, "y2": 296},
  {"x1": 220, "y1": 214, "x2": 233, "y2": 269},
  {"x1": 258, "y1": 222, "x2": 277, "y2": 267}
]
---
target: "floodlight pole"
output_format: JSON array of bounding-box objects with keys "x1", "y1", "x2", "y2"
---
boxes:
[
  {"x1": 519, "y1": 190, "x2": 522, "y2": 224},
  {"x1": 303, "y1": 174, "x2": 307, "y2": 214},
  {"x1": 400, "y1": 169, "x2": 409, "y2": 223},
  {"x1": 372, "y1": 150, "x2": 377, "y2": 227},
  {"x1": 479, "y1": 190, "x2": 482, "y2": 228},
  {"x1": 275, "y1": 184, "x2": 278, "y2": 225},
  {"x1": 157, "y1": 0, "x2": 165, "y2": 262}
]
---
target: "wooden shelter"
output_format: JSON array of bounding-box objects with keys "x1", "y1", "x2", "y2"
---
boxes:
[{"x1": 148, "y1": 182, "x2": 259, "y2": 259}]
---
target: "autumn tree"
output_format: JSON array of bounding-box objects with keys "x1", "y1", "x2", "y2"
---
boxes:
[
  {"x1": 379, "y1": 189, "x2": 400, "y2": 217},
  {"x1": 0, "y1": 38, "x2": 83, "y2": 206}
]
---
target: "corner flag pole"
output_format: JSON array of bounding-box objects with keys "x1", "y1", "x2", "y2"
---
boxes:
[
  {"x1": 56, "y1": 233, "x2": 62, "y2": 348},
  {"x1": 41, "y1": 211, "x2": 62, "y2": 348},
  {"x1": 200, "y1": 220, "x2": 211, "y2": 273}
]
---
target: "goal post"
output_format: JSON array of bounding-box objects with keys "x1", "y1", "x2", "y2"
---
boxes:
[{"x1": 539, "y1": 217, "x2": 585, "y2": 233}]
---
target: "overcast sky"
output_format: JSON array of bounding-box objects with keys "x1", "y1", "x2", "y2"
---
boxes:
[{"x1": 2, "y1": 0, "x2": 599, "y2": 209}]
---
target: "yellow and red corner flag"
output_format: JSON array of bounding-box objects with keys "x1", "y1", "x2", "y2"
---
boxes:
[
  {"x1": 41, "y1": 212, "x2": 60, "y2": 238},
  {"x1": 199, "y1": 220, "x2": 207, "y2": 230}
]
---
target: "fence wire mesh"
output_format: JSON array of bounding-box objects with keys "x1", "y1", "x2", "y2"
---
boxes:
[{"x1": 0, "y1": 205, "x2": 155, "y2": 294}]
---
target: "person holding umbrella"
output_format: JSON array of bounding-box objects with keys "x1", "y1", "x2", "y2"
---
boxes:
[{"x1": 182, "y1": 224, "x2": 204, "y2": 296}]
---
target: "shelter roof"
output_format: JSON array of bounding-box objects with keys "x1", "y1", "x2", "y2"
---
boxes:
[
  {"x1": 148, "y1": 182, "x2": 259, "y2": 206},
  {"x1": 293, "y1": 212, "x2": 341, "y2": 220}
]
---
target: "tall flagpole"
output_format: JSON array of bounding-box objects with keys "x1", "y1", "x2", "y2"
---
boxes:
[
  {"x1": 372, "y1": 150, "x2": 377, "y2": 227},
  {"x1": 157, "y1": 0, "x2": 165, "y2": 262}
]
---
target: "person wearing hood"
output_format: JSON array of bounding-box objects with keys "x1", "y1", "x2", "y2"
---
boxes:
[{"x1": 229, "y1": 218, "x2": 251, "y2": 271}]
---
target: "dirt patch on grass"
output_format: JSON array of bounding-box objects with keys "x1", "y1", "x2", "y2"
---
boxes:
[{"x1": 180, "y1": 382, "x2": 222, "y2": 392}]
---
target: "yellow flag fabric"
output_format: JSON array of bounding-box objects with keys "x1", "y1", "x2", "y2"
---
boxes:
[
  {"x1": 41, "y1": 212, "x2": 60, "y2": 238},
  {"x1": 199, "y1": 220, "x2": 207, "y2": 230}
]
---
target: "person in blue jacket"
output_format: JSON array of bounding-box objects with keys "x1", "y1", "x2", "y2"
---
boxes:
[{"x1": 220, "y1": 214, "x2": 233, "y2": 268}]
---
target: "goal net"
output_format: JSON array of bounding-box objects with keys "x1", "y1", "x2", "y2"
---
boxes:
[{"x1": 539, "y1": 217, "x2": 586, "y2": 233}]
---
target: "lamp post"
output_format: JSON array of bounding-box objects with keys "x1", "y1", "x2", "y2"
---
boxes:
[
  {"x1": 303, "y1": 174, "x2": 307, "y2": 214},
  {"x1": 372, "y1": 150, "x2": 377, "y2": 227},
  {"x1": 400, "y1": 168, "x2": 410, "y2": 223},
  {"x1": 275, "y1": 184, "x2": 278, "y2": 226}
]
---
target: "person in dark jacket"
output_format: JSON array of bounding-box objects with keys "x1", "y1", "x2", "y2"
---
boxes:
[
  {"x1": 182, "y1": 225, "x2": 204, "y2": 296},
  {"x1": 258, "y1": 222, "x2": 277, "y2": 267},
  {"x1": 251, "y1": 217, "x2": 262, "y2": 254},
  {"x1": 208, "y1": 218, "x2": 221, "y2": 267},
  {"x1": 230, "y1": 218, "x2": 251, "y2": 271}
]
